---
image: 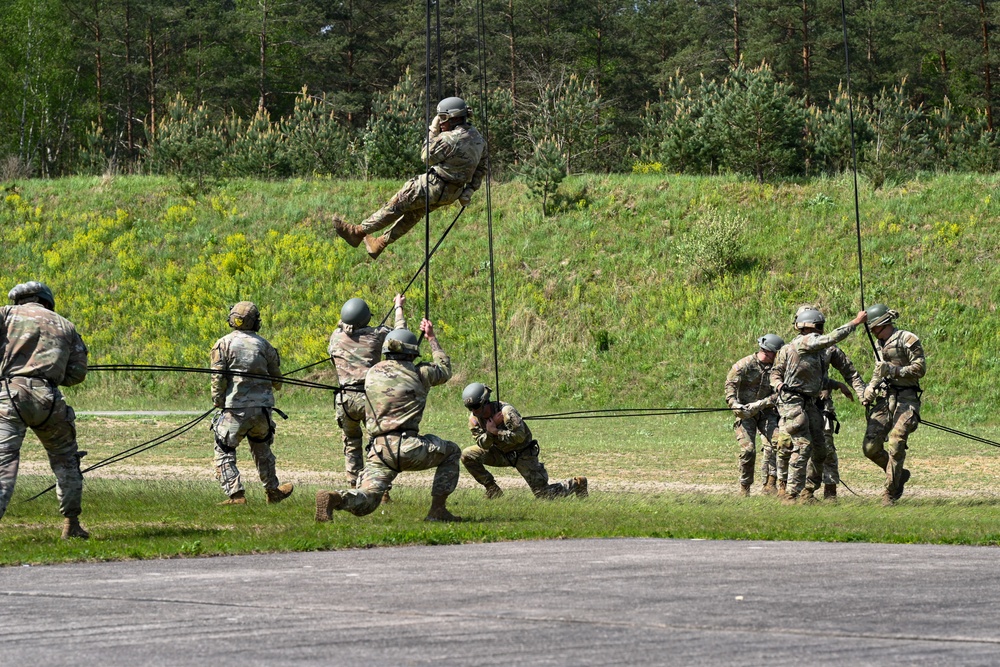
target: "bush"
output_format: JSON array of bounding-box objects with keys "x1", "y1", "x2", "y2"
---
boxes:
[
  {"x1": 523, "y1": 137, "x2": 566, "y2": 216},
  {"x1": 683, "y1": 208, "x2": 749, "y2": 281}
]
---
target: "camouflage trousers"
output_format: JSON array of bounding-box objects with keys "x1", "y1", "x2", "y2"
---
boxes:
[
  {"x1": 821, "y1": 412, "x2": 840, "y2": 485},
  {"x1": 212, "y1": 407, "x2": 280, "y2": 497},
  {"x1": 776, "y1": 395, "x2": 827, "y2": 497},
  {"x1": 776, "y1": 415, "x2": 839, "y2": 485},
  {"x1": 863, "y1": 389, "x2": 920, "y2": 495},
  {"x1": 0, "y1": 378, "x2": 83, "y2": 520},
  {"x1": 733, "y1": 409, "x2": 778, "y2": 487},
  {"x1": 335, "y1": 389, "x2": 366, "y2": 486},
  {"x1": 337, "y1": 431, "x2": 461, "y2": 517},
  {"x1": 460, "y1": 443, "x2": 581, "y2": 498},
  {"x1": 360, "y1": 172, "x2": 463, "y2": 243}
]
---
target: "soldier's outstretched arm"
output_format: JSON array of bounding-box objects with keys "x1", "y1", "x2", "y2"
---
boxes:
[
  {"x1": 418, "y1": 318, "x2": 452, "y2": 386},
  {"x1": 392, "y1": 294, "x2": 406, "y2": 330},
  {"x1": 829, "y1": 347, "x2": 866, "y2": 400},
  {"x1": 799, "y1": 311, "x2": 867, "y2": 352}
]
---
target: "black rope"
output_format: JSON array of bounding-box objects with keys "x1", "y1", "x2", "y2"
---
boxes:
[
  {"x1": 424, "y1": 0, "x2": 433, "y2": 330},
  {"x1": 525, "y1": 407, "x2": 732, "y2": 421},
  {"x1": 476, "y1": 0, "x2": 501, "y2": 401},
  {"x1": 87, "y1": 364, "x2": 351, "y2": 392},
  {"x1": 22, "y1": 408, "x2": 215, "y2": 502},
  {"x1": 920, "y1": 418, "x2": 1000, "y2": 449},
  {"x1": 283, "y1": 357, "x2": 332, "y2": 376}
]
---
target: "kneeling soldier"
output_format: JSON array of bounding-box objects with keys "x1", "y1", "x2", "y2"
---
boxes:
[
  {"x1": 316, "y1": 319, "x2": 463, "y2": 522},
  {"x1": 211, "y1": 302, "x2": 293, "y2": 505},
  {"x1": 460, "y1": 383, "x2": 587, "y2": 499}
]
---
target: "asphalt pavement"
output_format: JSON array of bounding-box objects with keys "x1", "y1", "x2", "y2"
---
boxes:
[{"x1": 2, "y1": 538, "x2": 999, "y2": 666}]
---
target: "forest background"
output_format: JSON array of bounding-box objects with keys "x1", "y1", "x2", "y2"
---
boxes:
[{"x1": 2, "y1": 0, "x2": 999, "y2": 182}]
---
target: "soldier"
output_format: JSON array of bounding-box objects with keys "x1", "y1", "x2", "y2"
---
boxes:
[
  {"x1": 328, "y1": 294, "x2": 406, "y2": 492},
  {"x1": 210, "y1": 301, "x2": 294, "y2": 505},
  {"x1": 332, "y1": 96, "x2": 488, "y2": 260},
  {"x1": 770, "y1": 307, "x2": 868, "y2": 503},
  {"x1": 315, "y1": 319, "x2": 463, "y2": 522},
  {"x1": 460, "y1": 382, "x2": 588, "y2": 500},
  {"x1": 725, "y1": 334, "x2": 784, "y2": 496},
  {"x1": 861, "y1": 304, "x2": 926, "y2": 506},
  {"x1": 0, "y1": 282, "x2": 89, "y2": 539}
]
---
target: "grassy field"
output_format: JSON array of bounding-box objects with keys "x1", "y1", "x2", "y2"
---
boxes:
[{"x1": 2, "y1": 408, "x2": 1000, "y2": 565}]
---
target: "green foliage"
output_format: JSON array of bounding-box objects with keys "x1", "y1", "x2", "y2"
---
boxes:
[
  {"x1": 523, "y1": 138, "x2": 566, "y2": 216},
  {"x1": 682, "y1": 208, "x2": 751, "y2": 281},
  {"x1": 639, "y1": 75, "x2": 721, "y2": 174},
  {"x1": 280, "y1": 88, "x2": 353, "y2": 177},
  {"x1": 148, "y1": 95, "x2": 227, "y2": 189},
  {"x1": 224, "y1": 108, "x2": 288, "y2": 179},
  {"x1": 361, "y1": 68, "x2": 425, "y2": 178},
  {"x1": 861, "y1": 82, "x2": 932, "y2": 187},
  {"x1": 527, "y1": 73, "x2": 609, "y2": 174}
]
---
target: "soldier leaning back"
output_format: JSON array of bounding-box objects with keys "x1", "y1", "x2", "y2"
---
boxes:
[
  {"x1": 315, "y1": 318, "x2": 463, "y2": 522},
  {"x1": 328, "y1": 293, "x2": 406, "y2": 491},
  {"x1": 332, "y1": 96, "x2": 487, "y2": 260},
  {"x1": 210, "y1": 301, "x2": 294, "y2": 505},
  {"x1": 0, "y1": 282, "x2": 89, "y2": 540}
]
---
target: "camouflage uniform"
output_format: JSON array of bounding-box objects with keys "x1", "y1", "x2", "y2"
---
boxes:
[
  {"x1": 0, "y1": 303, "x2": 88, "y2": 521},
  {"x1": 770, "y1": 322, "x2": 858, "y2": 498},
  {"x1": 724, "y1": 354, "x2": 778, "y2": 489},
  {"x1": 863, "y1": 329, "x2": 925, "y2": 497},
  {"x1": 359, "y1": 121, "x2": 487, "y2": 244},
  {"x1": 335, "y1": 347, "x2": 459, "y2": 517},
  {"x1": 817, "y1": 346, "x2": 866, "y2": 486},
  {"x1": 462, "y1": 401, "x2": 584, "y2": 498},
  {"x1": 210, "y1": 330, "x2": 286, "y2": 498},
  {"x1": 328, "y1": 309, "x2": 406, "y2": 486}
]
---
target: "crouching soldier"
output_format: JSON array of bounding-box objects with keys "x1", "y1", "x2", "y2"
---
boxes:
[
  {"x1": 316, "y1": 319, "x2": 463, "y2": 522},
  {"x1": 460, "y1": 383, "x2": 587, "y2": 499},
  {"x1": 725, "y1": 334, "x2": 783, "y2": 496},
  {"x1": 0, "y1": 282, "x2": 89, "y2": 539},
  {"x1": 211, "y1": 302, "x2": 293, "y2": 505}
]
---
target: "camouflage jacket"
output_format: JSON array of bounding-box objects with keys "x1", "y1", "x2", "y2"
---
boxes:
[
  {"x1": 876, "y1": 329, "x2": 926, "y2": 389},
  {"x1": 817, "y1": 345, "x2": 867, "y2": 414},
  {"x1": 0, "y1": 303, "x2": 88, "y2": 386},
  {"x1": 725, "y1": 353, "x2": 775, "y2": 410},
  {"x1": 469, "y1": 401, "x2": 533, "y2": 453},
  {"x1": 423, "y1": 122, "x2": 487, "y2": 191},
  {"x1": 211, "y1": 331, "x2": 281, "y2": 408},
  {"x1": 327, "y1": 310, "x2": 406, "y2": 386},
  {"x1": 770, "y1": 323, "x2": 857, "y2": 398},
  {"x1": 364, "y1": 349, "x2": 451, "y2": 437}
]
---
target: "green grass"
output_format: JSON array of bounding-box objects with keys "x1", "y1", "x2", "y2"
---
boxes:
[{"x1": 3, "y1": 410, "x2": 1000, "y2": 565}]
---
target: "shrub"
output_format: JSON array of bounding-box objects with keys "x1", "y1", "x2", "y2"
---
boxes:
[
  {"x1": 523, "y1": 137, "x2": 566, "y2": 216},
  {"x1": 683, "y1": 208, "x2": 749, "y2": 280}
]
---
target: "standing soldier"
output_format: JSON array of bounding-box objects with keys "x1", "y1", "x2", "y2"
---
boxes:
[
  {"x1": 328, "y1": 294, "x2": 406, "y2": 492},
  {"x1": 460, "y1": 382, "x2": 587, "y2": 500},
  {"x1": 211, "y1": 302, "x2": 294, "y2": 505},
  {"x1": 861, "y1": 304, "x2": 926, "y2": 506},
  {"x1": 815, "y1": 348, "x2": 866, "y2": 500},
  {"x1": 315, "y1": 319, "x2": 463, "y2": 522},
  {"x1": 331, "y1": 97, "x2": 488, "y2": 260},
  {"x1": 0, "y1": 282, "x2": 89, "y2": 539},
  {"x1": 725, "y1": 334, "x2": 784, "y2": 496},
  {"x1": 770, "y1": 307, "x2": 868, "y2": 503}
]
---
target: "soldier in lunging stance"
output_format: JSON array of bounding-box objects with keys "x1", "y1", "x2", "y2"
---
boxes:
[
  {"x1": 332, "y1": 97, "x2": 487, "y2": 260},
  {"x1": 211, "y1": 302, "x2": 294, "y2": 505},
  {"x1": 0, "y1": 282, "x2": 90, "y2": 539},
  {"x1": 460, "y1": 382, "x2": 587, "y2": 500},
  {"x1": 316, "y1": 319, "x2": 463, "y2": 522}
]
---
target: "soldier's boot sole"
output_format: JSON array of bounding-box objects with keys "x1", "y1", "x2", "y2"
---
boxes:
[
  {"x1": 266, "y1": 482, "x2": 294, "y2": 504},
  {"x1": 315, "y1": 490, "x2": 343, "y2": 522}
]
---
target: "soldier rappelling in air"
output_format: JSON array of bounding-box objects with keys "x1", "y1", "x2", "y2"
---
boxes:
[{"x1": 332, "y1": 96, "x2": 488, "y2": 260}]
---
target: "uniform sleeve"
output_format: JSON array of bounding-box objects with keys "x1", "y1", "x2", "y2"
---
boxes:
[
  {"x1": 469, "y1": 413, "x2": 489, "y2": 448},
  {"x1": 466, "y1": 143, "x2": 489, "y2": 192},
  {"x1": 799, "y1": 323, "x2": 857, "y2": 352},
  {"x1": 724, "y1": 362, "x2": 742, "y2": 407},
  {"x1": 267, "y1": 344, "x2": 282, "y2": 391},
  {"x1": 491, "y1": 405, "x2": 529, "y2": 451},
  {"x1": 419, "y1": 348, "x2": 452, "y2": 387},
  {"x1": 421, "y1": 133, "x2": 456, "y2": 167},
  {"x1": 393, "y1": 309, "x2": 406, "y2": 330},
  {"x1": 769, "y1": 348, "x2": 788, "y2": 391},
  {"x1": 829, "y1": 347, "x2": 866, "y2": 400},
  {"x1": 61, "y1": 330, "x2": 89, "y2": 387},
  {"x1": 889, "y1": 335, "x2": 926, "y2": 380},
  {"x1": 210, "y1": 340, "x2": 229, "y2": 407}
]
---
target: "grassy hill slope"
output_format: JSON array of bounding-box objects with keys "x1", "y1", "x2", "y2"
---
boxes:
[{"x1": 2, "y1": 173, "x2": 998, "y2": 422}]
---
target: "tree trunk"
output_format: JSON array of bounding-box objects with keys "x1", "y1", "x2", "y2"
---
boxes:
[
  {"x1": 981, "y1": 0, "x2": 994, "y2": 130},
  {"x1": 801, "y1": 0, "x2": 811, "y2": 106},
  {"x1": 258, "y1": 0, "x2": 269, "y2": 112},
  {"x1": 147, "y1": 18, "x2": 156, "y2": 144},
  {"x1": 94, "y1": 0, "x2": 104, "y2": 131},
  {"x1": 125, "y1": 0, "x2": 135, "y2": 157},
  {"x1": 733, "y1": 0, "x2": 742, "y2": 65}
]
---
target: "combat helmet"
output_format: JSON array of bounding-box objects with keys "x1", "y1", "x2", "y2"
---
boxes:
[
  {"x1": 382, "y1": 328, "x2": 420, "y2": 357},
  {"x1": 462, "y1": 382, "x2": 492, "y2": 410},
  {"x1": 8, "y1": 281, "x2": 55, "y2": 309},
  {"x1": 436, "y1": 96, "x2": 470, "y2": 120},
  {"x1": 794, "y1": 307, "x2": 826, "y2": 332},
  {"x1": 865, "y1": 303, "x2": 896, "y2": 328},
  {"x1": 758, "y1": 334, "x2": 785, "y2": 353},
  {"x1": 228, "y1": 301, "x2": 261, "y2": 332},
  {"x1": 340, "y1": 298, "x2": 372, "y2": 327}
]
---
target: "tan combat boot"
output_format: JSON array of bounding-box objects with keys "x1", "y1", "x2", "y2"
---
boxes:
[
  {"x1": 315, "y1": 490, "x2": 343, "y2": 522},
  {"x1": 332, "y1": 215, "x2": 365, "y2": 247},
  {"x1": 572, "y1": 476, "x2": 589, "y2": 498},
  {"x1": 739, "y1": 484, "x2": 751, "y2": 497},
  {"x1": 484, "y1": 481, "x2": 504, "y2": 499},
  {"x1": 823, "y1": 483, "x2": 838, "y2": 501},
  {"x1": 425, "y1": 495, "x2": 463, "y2": 522},
  {"x1": 220, "y1": 490, "x2": 247, "y2": 505},
  {"x1": 762, "y1": 475, "x2": 778, "y2": 495},
  {"x1": 266, "y1": 483, "x2": 294, "y2": 504},
  {"x1": 781, "y1": 493, "x2": 799, "y2": 505},
  {"x1": 381, "y1": 490, "x2": 392, "y2": 503},
  {"x1": 799, "y1": 488, "x2": 818, "y2": 504},
  {"x1": 881, "y1": 491, "x2": 896, "y2": 507},
  {"x1": 61, "y1": 517, "x2": 89, "y2": 540},
  {"x1": 364, "y1": 234, "x2": 390, "y2": 260}
]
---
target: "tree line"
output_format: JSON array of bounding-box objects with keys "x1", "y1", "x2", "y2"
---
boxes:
[{"x1": 1, "y1": 0, "x2": 997, "y2": 181}]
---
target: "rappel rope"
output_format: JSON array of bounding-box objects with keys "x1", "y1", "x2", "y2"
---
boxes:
[
  {"x1": 87, "y1": 363, "x2": 349, "y2": 392},
  {"x1": 525, "y1": 407, "x2": 731, "y2": 421}
]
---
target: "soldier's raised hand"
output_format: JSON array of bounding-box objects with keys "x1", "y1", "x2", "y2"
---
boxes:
[
  {"x1": 420, "y1": 318, "x2": 435, "y2": 340},
  {"x1": 394, "y1": 293, "x2": 405, "y2": 309}
]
